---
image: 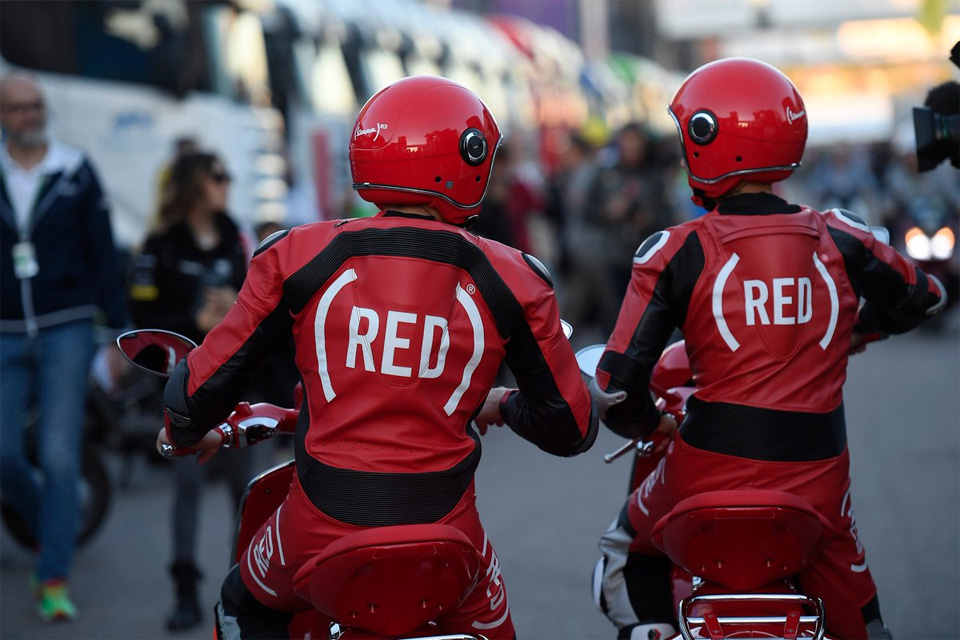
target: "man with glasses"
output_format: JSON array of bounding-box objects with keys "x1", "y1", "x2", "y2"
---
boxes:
[{"x1": 0, "y1": 72, "x2": 127, "y2": 622}]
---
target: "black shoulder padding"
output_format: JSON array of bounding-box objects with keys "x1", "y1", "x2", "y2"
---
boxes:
[
  {"x1": 253, "y1": 228, "x2": 289, "y2": 257},
  {"x1": 635, "y1": 231, "x2": 667, "y2": 259},
  {"x1": 834, "y1": 208, "x2": 868, "y2": 227},
  {"x1": 522, "y1": 253, "x2": 553, "y2": 288}
]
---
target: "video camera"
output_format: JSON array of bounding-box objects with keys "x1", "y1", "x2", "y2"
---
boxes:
[{"x1": 912, "y1": 42, "x2": 960, "y2": 172}]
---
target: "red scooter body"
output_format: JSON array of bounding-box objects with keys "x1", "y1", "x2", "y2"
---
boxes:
[
  {"x1": 652, "y1": 490, "x2": 831, "y2": 639},
  {"x1": 232, "y1": 461, "x2": 486, "y2": 639},
  {"x1": 605, "y1": 340, "x2": 834, "y2": 638}
]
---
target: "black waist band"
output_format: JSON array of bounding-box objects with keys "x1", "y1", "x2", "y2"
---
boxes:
[
  {"x1": 679, "y1": 396, "x2": 846, "y2": 461},
  {"x1": 296, "y1": 442, "x2": 481, "y2": 527}
]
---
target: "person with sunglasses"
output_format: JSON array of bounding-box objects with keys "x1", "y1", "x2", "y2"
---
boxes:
[{"x1": 128, "y1": 151, "x2": 256, "y2": 631}]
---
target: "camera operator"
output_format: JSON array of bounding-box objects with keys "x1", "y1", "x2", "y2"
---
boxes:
[{"x1": 913, "y1": 42, "x2": 959, "y2": 172}]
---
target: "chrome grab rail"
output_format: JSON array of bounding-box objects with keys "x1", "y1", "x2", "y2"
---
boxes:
[
  {"x1": 678, "y1": 593, "x2": 825, "y2": 640},
  {"x1": 330, "y1": 621, "x2": 489, "y2": 640}
]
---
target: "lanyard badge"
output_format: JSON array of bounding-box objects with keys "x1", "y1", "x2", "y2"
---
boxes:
[{"x1": 12, "y1": 241, "x2": 39, "y2": 279}]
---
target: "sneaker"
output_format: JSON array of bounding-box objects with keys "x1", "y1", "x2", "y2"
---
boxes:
[{"x1": 36, "y1": 579, "x2": 77, "y2": 622}]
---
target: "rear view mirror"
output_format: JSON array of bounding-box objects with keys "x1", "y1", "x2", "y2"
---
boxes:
[
  {"x1": 575, "y1": 344, "x2": 605, "y2": 379},
  {"x1": 116, "y1": 329, "x2": 197, "y2": 377}
]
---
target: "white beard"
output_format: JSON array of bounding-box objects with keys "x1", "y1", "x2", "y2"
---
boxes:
[{"x1": 12, "y1": 128, "x2": 47, "y2": 148}]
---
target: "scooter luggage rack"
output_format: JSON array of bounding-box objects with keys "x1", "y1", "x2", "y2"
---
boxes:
[
  {"x1": 678, "y1": 593, "x2": 825, "y2": 640},
  {"x1": 329, "y1": 625, "x2": 488, "y2": 640}
]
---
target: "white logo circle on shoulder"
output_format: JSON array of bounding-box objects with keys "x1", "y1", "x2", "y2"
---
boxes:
[{"x1": 633, "y1": 231, "x2": 671, "y2": 265}]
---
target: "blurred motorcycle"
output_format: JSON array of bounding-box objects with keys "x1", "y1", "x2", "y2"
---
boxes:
[
  {"x1": 895, "y1": 197, "x2": 959, "y2": 325},
  {"x1": 0, "y1": 418, "x2": 111, "y2": 552},
  {"x1": 0, "y1": 360, "x2": 162, "y2": 551}
]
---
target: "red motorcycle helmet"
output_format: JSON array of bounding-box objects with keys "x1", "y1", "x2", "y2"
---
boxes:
[
  {"x1": 350, "y1": 76, "x2": 502, "y2": 225},
  {"x1": 668, "y1": 58, "x2": 808, "y2": 204}
]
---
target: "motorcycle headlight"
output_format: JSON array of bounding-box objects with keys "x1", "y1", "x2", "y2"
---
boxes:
[
  {"x1": 905, "y1": 226, "x2": 932, "y2": 261},
  {"x1": 931, "y1": 227, "x2": 955, "y2": 260}
]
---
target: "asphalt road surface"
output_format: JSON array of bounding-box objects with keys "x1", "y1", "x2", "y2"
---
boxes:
[{"x1": 1, "y1": 314, "x2": 957, "y2": 639}]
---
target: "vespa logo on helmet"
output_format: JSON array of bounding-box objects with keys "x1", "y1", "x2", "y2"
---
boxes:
[
  {"x1": 786, "y1": 106, "x2": 806, "y2": 124},
  {"x1": 355, "y1": 122, "x2": 389, "y2": 141}
]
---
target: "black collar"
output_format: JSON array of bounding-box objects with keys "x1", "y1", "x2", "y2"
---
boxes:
[
  {"x1": 717, "y1": 192, "x2": 802, "y2": 216},
  {"x1": 382, "y1": 210, "x2": 435, "y2": 220}
]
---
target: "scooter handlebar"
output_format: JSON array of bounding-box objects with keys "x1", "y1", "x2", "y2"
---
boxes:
[
  {"x1": 220, "y1": 402, "x2": 300, "y2": 447},
  {"x1": 158, "y1": 403, "x2": 299, "y2": 459}
]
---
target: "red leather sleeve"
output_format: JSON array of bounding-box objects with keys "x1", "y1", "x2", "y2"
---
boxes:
[
  {"x1": 169, "y1": 236, "x2": 295, "y2": 437},
  {"x1": 823, "y1": 209, "x2": 946, "y2": 333},
  {"x1": 495, "y1": 250, "x2": 598, "y2": 456},
  {"x1": 596, "y1": 227, "x2": 698, "y2": 439}
]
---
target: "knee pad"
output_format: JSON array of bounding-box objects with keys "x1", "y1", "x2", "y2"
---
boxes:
[
  {"x1": 863, "y1": 595, "x2": 892, "y2": 640},
  {"x1": 595, "y1": 504, "x2": 672, "y2": 628},
  {"x1": 217, "y1": 565, "x2": 292, "y2": 640},
  {"x1": 866, "y1": 619, "x2": 893, "y2": 640},
  {"x1": 219, "y1": 565, "x2": 248, "y2": 621},
  {"x1": 217, "y1": 566, "x2": 246, "y2": 640},
  {"x1": 595, "y1": 511, "x2": 635, "y2": 621}
]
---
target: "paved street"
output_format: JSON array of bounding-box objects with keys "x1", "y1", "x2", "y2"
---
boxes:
[{"x1": 1, "y1": 315, "x2": 957, "y2": 639}]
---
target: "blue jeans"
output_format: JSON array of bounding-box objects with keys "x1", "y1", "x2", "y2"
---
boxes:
[{"x1": 0, "y1": 320, "x2": 96, "y2": 581}]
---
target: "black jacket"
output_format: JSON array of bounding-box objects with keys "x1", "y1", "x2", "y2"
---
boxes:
[
  {"x1": 0, "y1": 143, "x2": 126, "y2": 334},
  {"x1": 128, "y1": 212, "x2": 247, "y2": 344}
]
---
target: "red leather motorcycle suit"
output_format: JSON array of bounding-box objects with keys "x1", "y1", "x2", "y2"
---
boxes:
[
  {"x1": 164, "y1": 211, "x2": 596, "y2": 634},
  {"x1": 594, "y1": 192, "x2": 944, "y2": 637}
]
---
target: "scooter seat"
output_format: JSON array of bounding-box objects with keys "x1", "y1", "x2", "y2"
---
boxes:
[
  {"x1": 652, "y1": 489, "x2": 834, "y2": 591},
  {"x1": 292, "y1": 523, "x2": 481, "y2": 637}
]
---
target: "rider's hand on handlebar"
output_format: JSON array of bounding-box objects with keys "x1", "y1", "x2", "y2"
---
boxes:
[
  {"x1": 156, "y1": 427, "x2": 225, "y2": 465},
  {"x1": 849, "y1": 332, "x2": 869, "y2": 355},
  {"x1": 474, "y1": 387, "x2": 513, "y2": 436},
  {"x1": 850, "y1": 330, "x2": 888, "y2": 355},
  {"x1": 653, "y1": 412, "x2": 679, "y2": 455}
]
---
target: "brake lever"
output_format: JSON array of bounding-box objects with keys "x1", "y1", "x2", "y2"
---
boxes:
[
  {"x1": 158, "y1": 424, "x2": 229, "y2": 459},
  {"x1": 158, "y1": 442, "x2": 178, "y2": 459},
  {"x1": 158, "y1": 441, "x2": 197, "y2": 459}
]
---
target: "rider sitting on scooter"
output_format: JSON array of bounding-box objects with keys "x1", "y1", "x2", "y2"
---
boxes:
[
  {"x1": 591, "y1": 58, "x2": 946, "y2": 640},
  {"x1": 156, "y1": 76, "x2": 598, "y2": 639}
]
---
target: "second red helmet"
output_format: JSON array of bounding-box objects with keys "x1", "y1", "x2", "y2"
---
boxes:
[
  {"x1": 350, "y1": 76, "x2": 502, "y2": 225},
  {"x1": 668, "y1": 58, "x2": 808, "y2": 204}
]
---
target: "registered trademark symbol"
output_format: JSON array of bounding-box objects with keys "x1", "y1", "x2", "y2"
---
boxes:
[{"x1": 466, "y1": 284, "x2": 476, "y2": 295}]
